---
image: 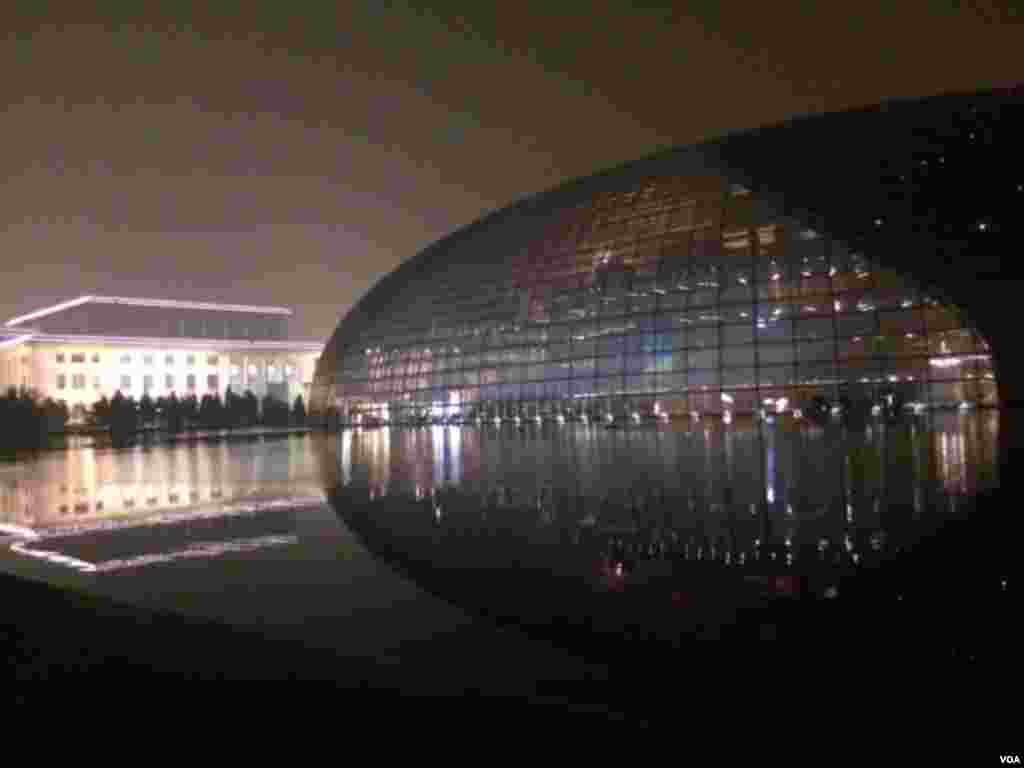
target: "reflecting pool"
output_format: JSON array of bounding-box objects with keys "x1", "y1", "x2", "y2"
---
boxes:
[
  {"x1": 0, "y1": 411, "x2": 1008, "y2": 679},
  {"x1": 320, "y1": 410, "x2": 1007, "y2": 654}
]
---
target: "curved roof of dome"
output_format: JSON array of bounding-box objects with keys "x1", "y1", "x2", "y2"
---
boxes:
[{"x1": 327, "y1": 85, "x2": 1022, "y2": 359}]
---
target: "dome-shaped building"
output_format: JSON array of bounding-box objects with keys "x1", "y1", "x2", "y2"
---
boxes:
[{"x1": 311, "y1": 88, "x2": 1021, "y2": 427}]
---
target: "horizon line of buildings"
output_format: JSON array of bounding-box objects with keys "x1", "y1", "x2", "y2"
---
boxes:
[{"x1": 0, "y1": 295, "x2": 324, "y2": 420}]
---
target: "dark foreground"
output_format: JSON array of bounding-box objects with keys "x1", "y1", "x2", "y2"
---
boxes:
[{"x1": 3, "y1": 489, "x2": 1018, "y2": 729}]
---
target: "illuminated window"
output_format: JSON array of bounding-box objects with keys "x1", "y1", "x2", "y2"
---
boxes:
[
  {"x1": 56, "y1": 374, "x2": 66, "y2": 390},
  {"x1": 121, "y1": 375, "x2": 131, "y2": 390}
]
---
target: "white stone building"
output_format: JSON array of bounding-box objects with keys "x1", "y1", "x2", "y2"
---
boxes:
[{"x1": 0, "y1": 296, "x2": 322, "y2": 420}]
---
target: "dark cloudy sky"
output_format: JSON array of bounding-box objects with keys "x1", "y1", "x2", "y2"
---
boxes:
[{"x1": 0, "y1": 2, "x2": 1020, "y2": 339}]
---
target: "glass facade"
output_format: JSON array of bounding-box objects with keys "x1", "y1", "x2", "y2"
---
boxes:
[{"x1": 316, "y1": 173, "x2": 995, "y2": 425}]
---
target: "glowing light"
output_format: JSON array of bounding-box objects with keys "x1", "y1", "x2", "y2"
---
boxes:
[
  {"x1": 0, "y1": 523, "x2": 41, "y2": 539},
  {"x1": 20, "y1": 535, "x2": 297, "y2": 574},
  {"x1": 6, "y1": 295, "x2": 293, "y2": 326},
  {"x1": 0, "y1": 333, "x2": 34, "y2": 349},
  {"x1": 9, "y1": 332, "x2": 322, "y2": 352}
]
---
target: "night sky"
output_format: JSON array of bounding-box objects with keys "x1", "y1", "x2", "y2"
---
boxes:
[{"x1": 0, "y1": 2, "x2": 1019, "y2": 340}]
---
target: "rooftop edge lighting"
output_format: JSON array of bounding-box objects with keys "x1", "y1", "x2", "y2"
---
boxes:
[
  {"x1": 6, "y1": 295, "x2": 293, "y2": 326},
  {"x1": 0, "y1": 333, "x2": 35, "y2": 349},
  {"x1": 2, "y1": 332, "x2": 323, "y2": 352}
]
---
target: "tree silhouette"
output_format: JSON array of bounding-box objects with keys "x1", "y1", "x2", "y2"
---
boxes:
[
  {"x1": 224, "y1": 387, "x2": 241, "y2": 429},
  {"x1": 91, "y1": 395, "x2": 112, "y2": 429},
  {"x1": 109, "y1": 391, "x2": 139, "y2": 438},
  {"x1": 139, "y1": 392, "x2": 156, "y2": 428},
  {"x1": 263, "y1": 394, "x2": 294, "y2": 427},
  {"x1": 155, "y1": 395, "x2": 168, "y2": 429},
  {"x1": 198, "y1": 392, "x2": 225, "y2": 428},
  {"x1": 292, "y1": 395, "x2": 306, "y2": 427},
  {"x1": 181, "y1": 393, "x2": 199, "y2": 428},
  {"x1": 243, "y1": 390, "x2": 259, "y2": 427},
  {"x1": 166, "y1": 392, "x2": 183, "y2": 432},
  {"x1": 0, "y1": 389, "x2": 70, "y2": 446}
]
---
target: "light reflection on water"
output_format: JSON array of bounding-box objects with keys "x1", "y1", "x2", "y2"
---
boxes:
[
  {"x1": 328, "y1": 411, "x2": 999, "y2": 518},
  {"x1": 0, "y1": 412, "x2": 1000, "y2": 586},
  {"x1": 0, "y1": 437, "x2": 324, "y2": 531}
]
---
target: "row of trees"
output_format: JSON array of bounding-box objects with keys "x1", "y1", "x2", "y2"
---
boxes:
[
  {"x1": 91, "y1": 388, "x2": 307, "y2": 435},
  {"x1": 0, "y1": 388, "x2": 69, "y2": 447}
]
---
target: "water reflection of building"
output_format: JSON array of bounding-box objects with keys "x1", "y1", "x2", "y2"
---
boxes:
[
  {"x1": 325, "y1": 414, "x2": 997, "y2": 525},
  {"x1": 0, "y1": 438, "x2": 324, "y2": 531}
]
